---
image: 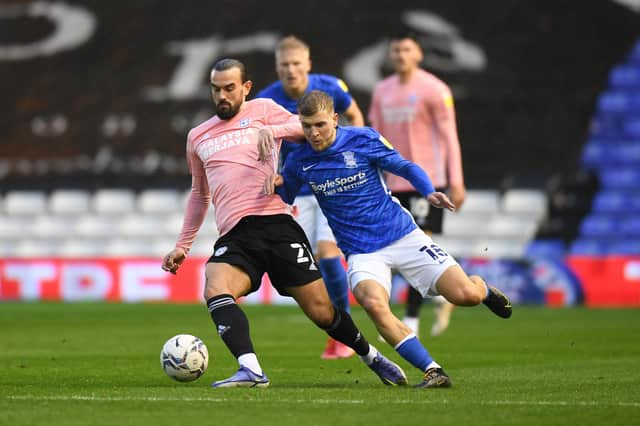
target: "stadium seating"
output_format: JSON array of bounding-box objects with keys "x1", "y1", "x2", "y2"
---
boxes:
[
  {"x1": 4, "y1": 191, "x2": 47, "y2": 215},
  {"x1": 569, "y1": 239, "x2": 608, "y2": 255},
  {"x1": 0, "y1": 187, "x2": 539, "y2": 259},
  {"x1": 49, "y1": 190, "x2": 91, "y2": 215},
  {"x1": 579, "y1": 215, "x2": 618, "y2": 238},
  {"x1": 92, "y1": 189, "x2": 137, "y2": 215},
  {"x1": 137, "y1": 189, "x2": 182, "y2": 214},
  {"x1": 524, "y1": 239, "x2": 566, "y2": 259},
  {"x1": 573, "y1": 39, "x2": 640, "y2": 254},
  {"x1": 440, "y1": 188, "x2": 546, "y2": 258}
]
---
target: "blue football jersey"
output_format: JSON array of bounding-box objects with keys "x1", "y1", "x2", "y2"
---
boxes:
[
  {"x1": 256, "y1": 74, "x2": 354, "y2": 196},
  {"x1": 279, "y1": 126, "x2": 427, "y2": 256}
]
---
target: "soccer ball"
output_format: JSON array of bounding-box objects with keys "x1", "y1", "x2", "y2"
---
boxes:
[{"x1": 160, "y1": 334, "x2": 209, "y2": 382}]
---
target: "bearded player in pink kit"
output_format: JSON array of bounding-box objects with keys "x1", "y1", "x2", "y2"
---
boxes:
[
  {"x1": 369, "y1": 32, "x2": 466, "y2": 338},
  {"x1": 161, "y1": 58, "x2": 407, "y2": 388}
]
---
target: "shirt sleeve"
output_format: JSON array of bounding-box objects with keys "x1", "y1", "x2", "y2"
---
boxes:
[
  {"x1": 327, "y1": 77, "x2": 354, "y2": 114},
  {"x1": 368, "y1": 132, "x2": 435, "y2": 196},
  {"x1": 431, "y1": 85, "x2": 464, "y2": 187},
  {"x1": 275, "y1": 155, "x2": 304, "y2": 204},
  {"x1": 264, "y1": 101, "x2": 304, "y2": 140},
  {"x1": 175, "y1": 132, "x2": 211, "y2": 253}
]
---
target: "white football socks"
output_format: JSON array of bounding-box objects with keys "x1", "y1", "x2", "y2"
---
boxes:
[
  {"x1": 360, "y1": 344, "x2": 378, "y2": 365},
  {"x1": 238, "y1": 353, "x2": 263, "y2": 375}
]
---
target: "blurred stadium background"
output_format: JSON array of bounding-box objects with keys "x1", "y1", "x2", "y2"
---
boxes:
[{"x1": 1, "y1": 0, "x2": 640, "y2": 307}]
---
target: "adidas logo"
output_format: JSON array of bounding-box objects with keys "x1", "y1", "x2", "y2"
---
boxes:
[{"x1": 217, "y1": 324, "x2": 231, "y2": 336}]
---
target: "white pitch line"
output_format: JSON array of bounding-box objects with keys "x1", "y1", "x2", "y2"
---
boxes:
[{"x1": 4, "y1": 395, "x2": 640, "y2": 408}]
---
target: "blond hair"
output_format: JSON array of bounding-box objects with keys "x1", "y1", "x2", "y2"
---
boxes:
[
  {"x1": 297, "y1": 90, "x2": 335, "y2": 117},
  {"x1": 276, "y1": 35, "x2": 310, "y2": 56}
]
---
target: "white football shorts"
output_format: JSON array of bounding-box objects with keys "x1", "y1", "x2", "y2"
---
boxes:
[
  {"x1": 293, "y1": 194, "x2": 336, "y2": 250},
  {"x1": 347, "y1": 228, "x2": 458, "y2": 297}
]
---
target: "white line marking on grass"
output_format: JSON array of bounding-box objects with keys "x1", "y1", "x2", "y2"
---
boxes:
[{"x1": 4, "y1": 395, "x2": 640, "y2": 408}]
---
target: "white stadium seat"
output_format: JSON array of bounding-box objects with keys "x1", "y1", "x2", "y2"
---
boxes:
[
  {"x1": 486, "y1": 214, "x2": 538, "y2": 239},
  {"x1": 104, "y1": 238, "x2": 155, "y2": 256},
  {"x1": 138, "y1": 189, "x2": 182, "y2": 214},
  {"x1": 15, "y1": 239, "x2": 61, "y2": 257},
  {"x1": 92, "y1": 189, "x2": 136, "y2": 215},
  {"x1": 117, "y1": 214, "x2": 167, "y2": 238},
  {"x1": 442, "y1": 214, "x2": 489, "y2": 238},
  {"x1": 59, "y1": 239, "x2": 108, "y2": 257},
  {"x1": 0, "y1": 216, "x2": 32, "y2": 239},
  {"x1": 188, "y1": 238, "x2": 215, "y2": 257},
  {"x1": 474, "y1": 238, "x2": 528, "y2": 259},
  {"x1": 459, "y1": 190, "x2": 500, "y2": 215},
  {"x1": 31, "y1": 215, "x2": 76, "y2": 239},
  {"x1": 0, "y1": 239, "x2": 14, "y2": 257},
  {"x1": 151, "y1": 238, "x2": 178, "y2": 257},
  {"x1": 49, "y1": 189, "x2": 91, "y2": 215},
  {"x1": 501, "y1": 189, "x2": 547, "y2": 221},
  {"x1": 4, "y1": 191, "x2": 47, "y2": 215},
  {"x1": 74, "y1": 215, "x2": 118, "y2": 238}
]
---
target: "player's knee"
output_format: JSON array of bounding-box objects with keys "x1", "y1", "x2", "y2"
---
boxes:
[
  {"x1": 451, "y1": 283, "x2": 483, "y2": 306},
  {"x1": 203, "y1": 281, "x2": 221, "y2": 301},
  {"x1": 306, "y1": 299, "x2": 335, "y2": 327},
  {"x1": 359, "y1": 295, "x2": 391, "y2": 319}
]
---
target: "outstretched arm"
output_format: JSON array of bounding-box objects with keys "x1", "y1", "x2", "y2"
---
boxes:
[{"x1": 375, "y1": 138, "x2": 455, "y2": 211}]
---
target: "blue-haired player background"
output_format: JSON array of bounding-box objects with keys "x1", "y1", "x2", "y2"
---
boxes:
[
  {"x1": 256, "y1": 35, "x2": 365, "y2": 360},
  {"x1": 264, "y1": 90, "x2": 512, "y2": 388}
]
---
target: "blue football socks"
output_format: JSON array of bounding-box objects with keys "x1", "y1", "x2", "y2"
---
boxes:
[
  {"x1": 395, "y1": 335, "x2": 433, "y2": 372},
  {"x1": 319, "y1": 257, "x2": 350, "y2": 313}
]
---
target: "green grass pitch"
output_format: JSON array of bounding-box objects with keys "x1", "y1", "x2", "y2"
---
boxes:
[{"x1": 1, "y1": 302, "x2": 639, "y2": 425}]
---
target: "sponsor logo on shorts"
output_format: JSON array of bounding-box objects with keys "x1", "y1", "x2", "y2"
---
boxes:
[{"x1": 215, "y1": 246, "x2": 228, "y2": 256}]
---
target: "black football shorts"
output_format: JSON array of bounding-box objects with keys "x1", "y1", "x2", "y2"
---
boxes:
[{"x1": 207, "y1": 214, "x2": 322, "y2": 296}]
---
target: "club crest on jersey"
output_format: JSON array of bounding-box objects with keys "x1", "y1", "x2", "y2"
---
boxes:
[
  {"x1": 342, "y1": 151, "x2": 357, "y2": 168},
  {"x1": 239, "y1": 118, "x2": 251, "y2": 128}
]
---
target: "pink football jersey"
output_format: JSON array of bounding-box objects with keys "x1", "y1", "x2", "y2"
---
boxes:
[
  {"x1": 175, "y1": 98, "x2": 303, "y2": 252},
  {"x1": 369, "y1": 68, "x2": 464, "y2": 191}
]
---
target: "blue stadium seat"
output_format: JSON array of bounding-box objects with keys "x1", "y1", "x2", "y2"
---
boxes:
[
  {"x1": 591, "y1": 191, "x2": 626, "y2": 214},
  {"x1": 609, "y1": 66, "x2": 640, "y2": 89},
  {"x1": 624, "y1": 118, "x2": 640, "y2": 137},
  {"x1": 629, "y1": 193, "x2": 640, "y2": 213},
  {"x1": 597, "y1": 92, "x2": 632, "y2": 114},
  {"x1": 609, "y1": 143, "x2": 640, "y2": 165},
  {"x1": 608, "y1": 239, "x2": 640, "y2": 255},
  {"x1": 629, "y1": 41, "x2": 640, "y2": 64},
  {"x1": 569, "y1": 239, "x2": 608, "y2": 255},
  {"x1": 580, "y1": 141, "x2": 640, "y2": 168},
  {"x1": 525, "y1": 239, "x2": 566, "y2": 259},
  {"x1": 580, "y1": 143, "x2": 607, "y2": 169},
  {"x1": 579, "y1": 214, "x2": 618, "y2": 238},
  {"x1": 599, "y1": 167, "x2": 640, "y2": 189},
  {"x1": 620, "y1": 217, "x2": 640, "y2": 237}
]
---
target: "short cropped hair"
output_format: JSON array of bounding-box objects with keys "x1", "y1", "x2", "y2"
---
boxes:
[
  {"x1": 212, "y1": 58, "x2": 248, "y2": 82},
  {"x1": 276, "y1": 35, "x2": 310, "y2": 54},
  {"x1": 389, "y1": 30, "x2": 422, "y2": 46},
  {"x1": 297, "y1": 90, "x2": 335, "y2": 116}
]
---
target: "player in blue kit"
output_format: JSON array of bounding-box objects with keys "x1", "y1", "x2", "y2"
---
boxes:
[
  {"x1": 256, "y1": 36, "x2": 364, "y2": 359},
  {"x1": 263, "y1": 91, "x2": 512, "y2": 388}
]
